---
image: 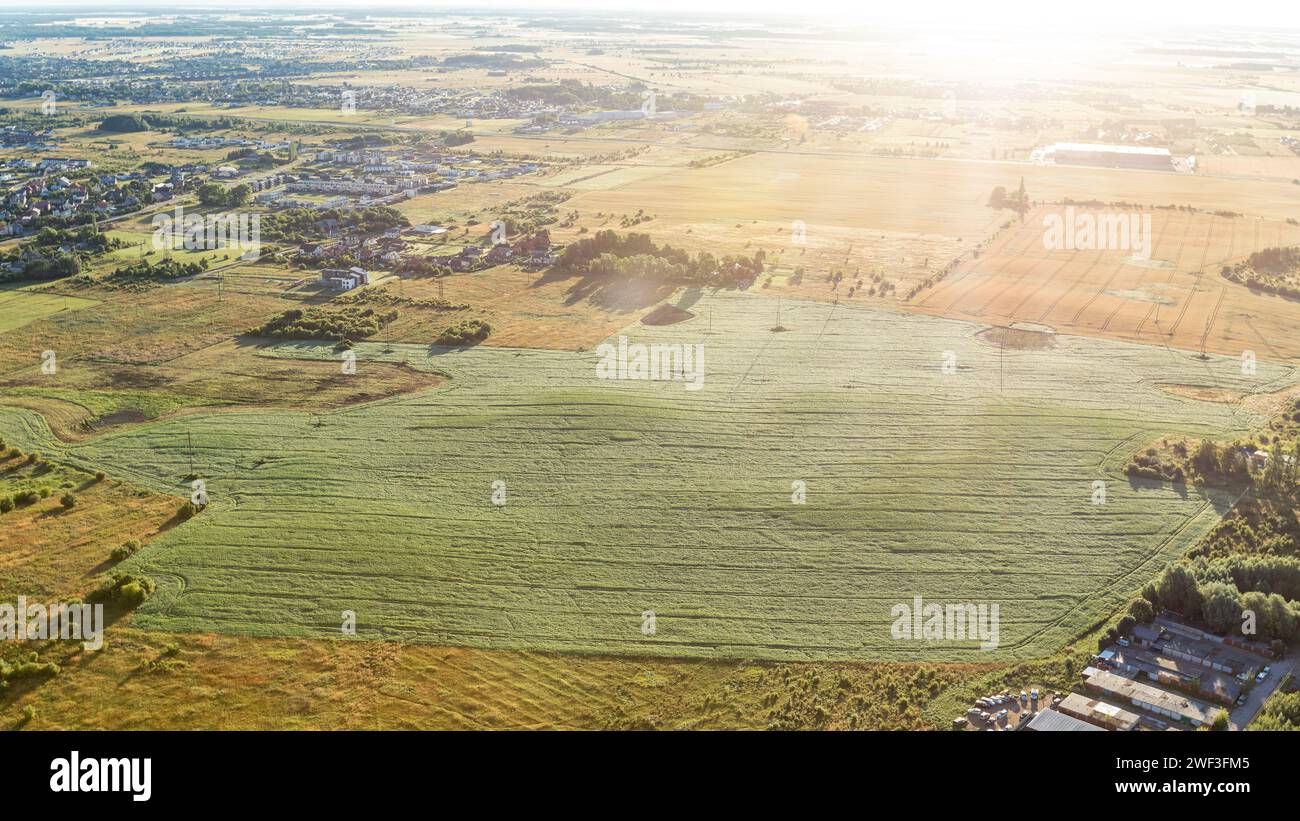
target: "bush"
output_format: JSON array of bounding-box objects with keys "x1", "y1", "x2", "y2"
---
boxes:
[
  {"x1": 110, "y1": 539, "x2": 142, "y2": 562},
  {"x1": 176, "y1": 501, "x2": 201, "y2": 521},
  {"x1": 95, "y1": 471, "x2": 106, "y2": 482},
  {"x1": 1210, "y1": 709, "x2": 1230, "y2": 731},
  {"x1": 247, "y1": 306, "x2": 396, "y2": 342},
  {"x1": 11, "y1": 490, "x2": 38, "y2": 507},
  {"x1": 117, "y1": 581, "x2": 147, "y2": 607},
  {"x1": 0, "y1": 498, "x2": 12, "y2": 514},
  {"x1": 59, "y1": 493, "x2": 76, "y2": 509},
  {"x1": 88, "y1": 572, "x2": 156, "y2": 608},
  {"x1": 435, "y1": 318, "x2": 492, "y2": 347}
]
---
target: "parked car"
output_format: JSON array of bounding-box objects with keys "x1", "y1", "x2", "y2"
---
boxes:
[
  {"x1": 1256, "y1": 671, "x2": 1267, "y2": 683},
  {"x1": 1019, "y1": 691, "x2": 1028, "y2": 703},
  {"x1": 1235, "y1": 694, "x2": 1247, "y2": 706},
  {"x1": 953, "y1": 717, "x2": 968, "y2": 729},
  {"x1": 1030, "y1": 688, "x2": 1039, "y2": 701}
]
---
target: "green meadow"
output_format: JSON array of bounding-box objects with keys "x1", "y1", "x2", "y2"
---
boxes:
[
  {"x1": 4, "y1": 291, "x2": 1293, "y2": 661},
  {"x1": 0, "y1": 285, "x2": 99, "y2": 334}
]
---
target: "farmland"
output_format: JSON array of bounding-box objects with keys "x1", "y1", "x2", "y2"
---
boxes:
[
  {"x1": 11, "y1": 290, "x2": 1286, "y2": 662},
  {"x1": 4, "y1": 7, "x2": 1300, "y2": 735},
  {"x1": 911, "y1": 207, "x2": 1300, "y2": 361}
]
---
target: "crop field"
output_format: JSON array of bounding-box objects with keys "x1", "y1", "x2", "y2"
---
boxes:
[
  {"x1": 911, "y1": 207, "x2": 1300, "y2": 362},
  {"x1": 6, "y1": 290, "x2": 1288, "y2": 663},
  {"x1": 0, "y1": 287, "x2": 99, "y2": 334}
]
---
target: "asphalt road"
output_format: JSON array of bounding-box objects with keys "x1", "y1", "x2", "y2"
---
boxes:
[{"x1": 1229, "y1": 648, "x2": 1297, "y2": 730}]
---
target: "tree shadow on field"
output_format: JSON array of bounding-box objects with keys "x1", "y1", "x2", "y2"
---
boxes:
[{"x1": 529, "y1": 266, "x2": 681, "y2": 311}]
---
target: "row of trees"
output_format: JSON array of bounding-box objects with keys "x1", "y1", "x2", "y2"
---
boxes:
[
  {"x1": 261, "y1": 206, "x2": 407, "y2": 244},
  {"x1": 1145, "y1": 558, "x2": 1300, "y2": 645},
  {"x1": 246, "y1": 306, "x2": 396, "y2": 342},
  {"x1": 197, "y1": 181, "x2": 252, "y2": 209},
  {"x1": 554, "y1": 229, "x2": 765, "y2": 287}
]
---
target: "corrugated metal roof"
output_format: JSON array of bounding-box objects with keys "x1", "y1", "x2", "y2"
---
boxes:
[
  {"x1": 1026, "y1": 710, "x2": 1105, "y2": 731},
  {"x1": 1051, "y1": 142, "x2": 1172, "y2": 156}
]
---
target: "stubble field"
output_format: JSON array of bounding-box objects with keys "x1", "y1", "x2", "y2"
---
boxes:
[{"x1": 912, "y1": 206, "x2": 1300, "y2": 362}]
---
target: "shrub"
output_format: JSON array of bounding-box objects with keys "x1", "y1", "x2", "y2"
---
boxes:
[
  {"x1": 117, "y1": 581, "x2": 147, "y2": 607},
  {"x1": 0, "y1": 498, "x2": 12, "y2": 514},
  {"x1": 110, "y1": 539, "x2": 142, "y2": 562},
  {"x1": 95, "y1": 471, "x2": 106, "y2": 482},
  {"x1": 176, "y1": 501, "x2": 201, "y2": 521},
  {"x1": 59, "y1": 493, "x2": 76, "y2": 509},
  {"x1": 88, "y1": 572, "x2": 156, "y2": 608},
  {"x1": 435, "y1": 318, "x2": 492, "y2": 347},
  {"x1": 11, "y1": 490, "x2": 39, "y2": 507},
  {"x1": 247, "y1": 306, "x2": 396, "y2": 342},
  {"x1": 26, "y1": 452, "x2": 39, "y2": 464}
]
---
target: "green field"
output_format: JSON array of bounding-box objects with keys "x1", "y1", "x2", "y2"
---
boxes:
[
  {"x1": 0, "y1": 286, "x2": 99, "y2": 334},
  {"x1": 4, "y1": 290, "x2": 1293, "y2": 661}
]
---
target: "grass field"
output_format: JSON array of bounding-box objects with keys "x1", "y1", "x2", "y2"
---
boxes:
[
  {"x1": 7, "y1": 289, "x2": 1290, "y2": 663},
  {"x1": 0, "y1": 286, "x2": 99, "y2": 334}
]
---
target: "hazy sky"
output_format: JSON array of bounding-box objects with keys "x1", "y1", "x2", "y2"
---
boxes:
[{"x1": 25, "y1": 0, "x2": 1300, "y2": 29}]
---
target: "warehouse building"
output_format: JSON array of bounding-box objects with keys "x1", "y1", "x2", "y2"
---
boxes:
[
  {"x1": 1049, "y1": 142, "x2": 1173, "y2": 170},
  {"x1": 1083, "y1": 669, "x2": 1218, "y2": 727},
  {"x1": 1025, "y1": 709, "x2": 1104, "y2": 732},
  {"x1": 1057, "y1": 693, "x2": 1140, "y2": 731}
]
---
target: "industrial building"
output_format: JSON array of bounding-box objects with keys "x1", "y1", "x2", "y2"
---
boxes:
[
  {"x1": 1057, "y1": 693, "x2": 1140, "y2": 731},
  {"x1": 1024, "y1": 709, "x2": 1104, "y2": 732},
  {"x1": 1049, "y1": 142, "x2": 1173, "y2": 170},
  {"x1": 1083, "y1": 669, "x2": 1219, "y2": 727}
]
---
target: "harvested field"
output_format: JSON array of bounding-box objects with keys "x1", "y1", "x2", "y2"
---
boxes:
[
  {"x1": 910, "y1": 206, "x2": 1300, "y2": 363},
  {"x1": 11, "y1": 290, "x2": 1292, "y2": 663}
]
